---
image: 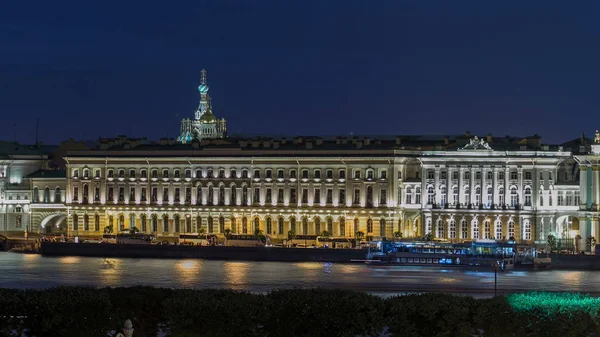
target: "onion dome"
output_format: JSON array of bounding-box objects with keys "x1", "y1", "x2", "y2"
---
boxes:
[
  {"x1": 198, "y1": 84, "x2": 209, "y2": 93},
  {"x1": 199, "y1": 110, "x2": 216, "y2": 124}
]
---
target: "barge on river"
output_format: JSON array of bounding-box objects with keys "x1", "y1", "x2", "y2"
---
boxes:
[{"x1": 366, "y1": 239, "x2": 540, "y2": 269}]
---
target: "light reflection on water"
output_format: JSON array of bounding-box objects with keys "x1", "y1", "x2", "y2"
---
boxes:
[{"x1": 3, "y1": 252, "x2": 600, "y2": 295}]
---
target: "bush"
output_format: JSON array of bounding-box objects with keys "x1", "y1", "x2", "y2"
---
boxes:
[{"x1": 263, "y1": 288, "x2": 385, "y2": 337}]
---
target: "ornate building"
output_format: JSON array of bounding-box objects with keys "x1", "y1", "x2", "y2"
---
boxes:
[
  {"x1": 35, "y1": 131, "x2": 597, "y2": 251},
  {"x1": 178, "y1": 70, "x2": 227, "y2": 143}
]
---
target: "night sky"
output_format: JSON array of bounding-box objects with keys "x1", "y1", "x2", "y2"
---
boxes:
[{"x1": 2, "y1": 1, "x2": 600, "y2": 145}]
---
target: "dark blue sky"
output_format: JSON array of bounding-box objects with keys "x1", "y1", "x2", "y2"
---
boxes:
[{"x1": 2, "y1": 0, "x2": 599, "y2": 144}]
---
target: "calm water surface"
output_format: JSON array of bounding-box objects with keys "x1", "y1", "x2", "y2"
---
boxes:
[{"x1": 0, "y1": 252, "x2": 597, "y2": 296}]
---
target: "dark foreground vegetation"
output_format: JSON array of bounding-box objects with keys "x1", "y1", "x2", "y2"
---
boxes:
[{"x1": 0, "y1": 287, "x2": 599, "y2": 337}]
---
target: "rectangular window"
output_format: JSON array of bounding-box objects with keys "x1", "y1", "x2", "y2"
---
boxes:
[
  {"x1": 510, "y1": 171, "x2": 518, "y2": 180},
  {"x1": 108, "y1": 187, "x2": 114, "y2": 201},
  {"x1": 278, "y1": 189, "x2": 284, "y2": 203},
  {"x1": 151, "y1": 170, "x2": 158, "y2": 179},
  {"x1": 130, "y1": 187, "x2": 135, "y2": 201},
  {"x1": 290, "y1": 170, "x2": 297, "y2": 179},
  {"x1": 498, "y1": 172, "x2": 504, "y2": 180},
  {"x1": 354, "y1": 170, "x2": 361, "y2": 179},
  {"x1": 427, "y1": 170, "x2": 434, "y2": 179},
  {"x1": 290, "y1": 188, "x2": 297, "y2": 203},
  {"x1": 302, "y1": 170, "x2": 309, "y2": 179},
  {"x1": 353, "y1": 189, "x2": 360, "y2": 204},
  {"x1": 163, "y1": 187, "x2": 168, "y2": 202},
  {"x1": 141, "y1": 188, "x2": 147, "y2": 201},
  {"x1": 95, "y1": 187, "x2": 100, "y2": 202},
  {"x1": 278, "y1": 169, "x2": 284, "y2": 179},
  {"x1": 302, "y1": 188, "x2": 308, "y2": 203},
  {"x1": 440, "y1": 171, "x2": 446, "y2": 180},
  {"x1": 486, "y1": 171, "x2": 492, "y2": 180},
  {"x1": 130, "y1": 169, "x2": 136, "y2": 178},
  {"x1": 314, "y1": 170, "x2": 321, "y2": 179},
  {"x1": 452, "y1": 171, "x2": 458, "y2": 179},
  {"x1": 174, "y1": 188, "x2": 180, "y2": 202},
  {"x1": 558, "y1": 194, "x2": 564, "y2": 206},
  {"x1": 118, "y1": 187, "x2": 125, "y2": 202},
  {"x1": 95, "y1": 170, "x2": 100, "y2": 178},
  {"x1": 326, "y1": 170, "x2": 333, "y2": 179},
  {"x1": 464, "y1": 171, "x2": 470, "y2": 180},
  {"x1": 207, "y1": 169, "x2": 214, "y2": 178},
  {"x1": 314, "y1": 189, "x2": 321, "y2": 204},
  {"x1": 162, "y1": 169, "x2": 168, "y2": 178},
  {"x1": 266, "y1": 188, "x2": 272, "y2": 203},
  {"x1": 339, "y1": 189, "x2": 345, "y2": 204},
  {"x1": 381, "y1": 170, "x2": 387, "y2": 179},
  {"x1": 339, "y1": 170, "x2": 346, "y2": 179},
  {"x1": 326, "y1": 189, "x2": 333, "y2": 204},
  {"x1": 73, "y1": 187, "x2": 79, "y2": 201},
  {"x1": 185, "y1": 187, "x2": 191, "y2": 203},
  {"x1": 475, "y1": 172, "x2": 481, "y2": 180},
  {"x1": 525, "y1": 171, "x2": 532, "y2": 180},
  {"x1": 266, "y1": 170, "x2": 272, "y2": 179},
  {"x1": 253, "y1": 188, "x2": 260, "y2": 203},
  {"x1": 380, "y1": 189, "x2": 387, "y2": 204},
  {"x1": 566, "y1": 194, "x2": 573, "y2": 206}
]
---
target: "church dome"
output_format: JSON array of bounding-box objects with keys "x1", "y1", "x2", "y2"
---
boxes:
[
  {"x1": 199, "y1": 111, "x2": 216, "y2": 124},
  {"x1": 198, "y1": 84, "x2": 209, "y2": 93}
]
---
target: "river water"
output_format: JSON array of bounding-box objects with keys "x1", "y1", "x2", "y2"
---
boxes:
[{"x1": 0, "y1": 252, "x2": 597, "y2": 296}]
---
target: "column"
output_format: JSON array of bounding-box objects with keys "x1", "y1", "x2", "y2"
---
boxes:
[
  {"x1": 434, "y1": 167, "x2": 440, "y2": 205},
  {"x1": 458, "y1": 167, "x2": 464, "y2": 205},
  {"x1": 518, "y1": 167, "x2": 523, "y2": 206},
  {"x1": 446, "y1": 167, "x2": 452, "y2": 204},
  {"x1": 504, "y1": 166, "x2": 509, "y2": 207},
  {"x1": 481, "y1": 166, "x2": 486, "y2": 206},
  {"x1": 469, "y1": 166, "x2": 475, "y2": 205},
  {"x1": 421, "y1": 167, "x2": 427, "y2": 208},
  {"x1": 492, "y1": 167, "x2": 498, "y2": 206},
  {"x1": 595, "y1": 166, "x2": 600, "y2": 210},
  {"x1": 580, "y1": 165, "x2": 588, "y2": 209}
]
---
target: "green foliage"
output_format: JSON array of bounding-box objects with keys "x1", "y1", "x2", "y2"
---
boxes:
[
  {"x1": 355, "y1": 231, "x2": 365, "y2": 241},
  {"x1": 223, "y1": 228, "x2": 232, "y2": 239},
  {"x1": 264, "y1": 288, "x2": 385, "y2": 337},
  {"x1": 424, "y1": 233, "x2": 433, "y2": 241},
  {"x1": 319, "y1": 230, "x2": 332, "y2": 238},
  {"x1": 129, "y1": 226, "x2": 140, "y2": 235},
  {"x1": 587, "y1": 236, "x2": 597, "y2": 251},
  {"x1": 287, "y1": 229, "x2": 296, "y2": 241},
  {"x1": 2, "y1": 288, "x2": 600, "y2": 336},
  {"x1": 103, "y1": 225, "x2": 113, "y2": 234},
  {"x1": 393, "y1": 231, "x2": 403, "y2": 239},
  {"x1": 547, "y1": 235, "x2": 557, "y2": 251}
]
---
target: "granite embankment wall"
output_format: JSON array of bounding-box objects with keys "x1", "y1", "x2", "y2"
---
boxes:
[
  {"x1": 548, "y1": 254, "x2": 600, "y2": 270},
  {"x1": 40, "y1": 242, "x2": 367, "y2": 262}
]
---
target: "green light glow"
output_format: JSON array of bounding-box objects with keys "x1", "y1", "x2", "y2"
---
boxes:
[{"x1": 508, "y1": 292, "x2": 600, "y2": 317}]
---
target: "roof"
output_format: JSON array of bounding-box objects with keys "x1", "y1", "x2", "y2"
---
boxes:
[{"x1": 26, "y1": 169, "x2": 66, "y2": 179}]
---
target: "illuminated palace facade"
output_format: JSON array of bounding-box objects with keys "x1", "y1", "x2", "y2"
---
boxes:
[{"x1": 54, "y1": 132, "x2": 598, "y2": 250}]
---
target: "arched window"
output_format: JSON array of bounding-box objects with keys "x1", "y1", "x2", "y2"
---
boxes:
[
  {"x1": 141, "y1": 214, "x2": 147, "y2": 232},
  {"x1": 380, "y1": 218, "x2": 386, "y2": 237},
  {"x1": 405, "y1": 187, "x2": 412, "y2": 204},
  {"x1": 83, "y1": 214, "x2": 89, "y2": 231},
  {"x1": 315, "y1": 217, "x2": 321, "y2": 234},
  {"x1": 486, "y1": 187, "x2": 493, "y2": 206},
  {"x1": 439, "y1": 186, "x2": 446, "y2": 206},
  {"x1": 510, "y1": 187, "x2": 518, "y2": 207},
  {"x1": 367, "y1": 218, "x2": 373, "y2": 233},
  {"x1": 449, "y1": 219, "x2": 456, "y2": 239},
  {"x1": 436, "y1": 219, "x2": 444, "y2": 239},
  {"x1": 508, "y1": 221, "x2": 515, "y2": 239},
  {"x1": 242, "y1": 186, "x2": 249, "y2": 205},
  {"x1": 278, "y1": 217, "x2": 284, "y2": 234},
  {"x1": 242, "y1": 217, "x2": 248, "y2": 234},
  {"x1": 185, "y1": 216, "x2": 191, "y2": 233},
  {"x1": 73, "y1": 214, "x2": 79, "y2": 231},
  {"x1": 426, "y1": 218, "x2": 432, "y2": 234},
  {"x1": 44, "y1": 187, "x2": 50, "y2": 203},
  {"x1": 33, "y1": 187, "x2": 39, "y2": 203},
  {"x1": 94, "y1": 214, "x2": 100, "y2": 231},
  {"x1": 460, "y1": 219, "x2": 467, "y2": 239},
  {"x1": 452, "y1": 186, "x2": 458, "y2": 205},
  {"x1": 196, "y1": 169, "x2": 202, "y2": 178},
  {"x1": 427, "y1": 186, "x2": 435, "y2": 204},
  {"x1": 415, "y1": 187, "x2": 421, "y2": 204},
  {"x1": 339, "y1": 217, "x2": 346, "y2": 237},
  {"x1": 82, "y1": 184, "x2": 89, "y2": 203},
  {"x1": 208, "y1": 216, "x2": 214, "y2": 233},
  {"x1": 174, "y1": 214, "x2": 180, "y2": 233},
  {"x1": 208, "y1": 186, "x2": 214, "y2": 205},
  {"x1": 152, "y1": 215, "x2": 158, "y2": 232},
  {"x1": 539, "y1": 189, "x2": 544, "y2": 206},
  {"x1": 231, "y1": 185, "x2": 237, "y2": 205},
  {"x1": 230, "y1": 217, "x2": 236, "y2": 233},
  {"x1": 354, "y1": 218, "x2": 359, "y2": 235},
  {"x1": 475, "y1": 187, "x2": 481, "y2": 205},
  {"x1": 366, "y1": 186, "x2": 373, "y2": 207},
  {"x1": 326, "y1": 217, "x2": 333, "y2": 233},
  {"x1": 219, "y1": 185, "x2": 225, "y2": 205},
  {"x1": 219, "y1": 216, "x2": 225, "y2": 233},
  {"x1": 266, "y1": 217, "x2": 272, "y2": 234},
  {"x1": 253, "y1": 217, "x2": 260, "y2": 234},
  {"x1": 498, "y1": 187, "x2": 505, "y2": 205},
  {"x1": 129, "y1": 214, "x2": 135, "y2": 230},
  {"x1": 472, "y1": 219, "x2": 479, "y2": 239},
  {"x1": 524, "y1": 220, "x2": 531, "y2": 240},
  {"x1": 119, "y1": 214, "x2": 125, "y2": 231},
  {"x1": 524, "y1": 187, "x2": 532, "y2": 206},
  {"x1": 162, "y1": 214, "x2": 169, "y2": 232},
  {"x1": 464, "y1": 186, "x2": 471, "y2": 204},
  {"x1": 495, "y1": 220, "x2": 502, "y2": 240},
  {"x1": 302, "y1": 217, "x2": 309, "y2": 235},
  {"x1": 484, "y1": 220, "x2": 491, "y2": 239},
  {"x1": 290, "y1": 217, "x2": 296, "y2": 233}
]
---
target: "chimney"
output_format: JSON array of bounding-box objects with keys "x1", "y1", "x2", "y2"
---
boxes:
[
  {"x1": 486, "y1": 134, "x2": 492, "y2": 144},
  {"x1": 273, "y1": 141, "x2": 280, "y2": 149},
  {"x1": 364, "y1": 138, "x2": 371, "y2": 146},
  {"x1": 356, "y1": 141, "x2": 363, "y2": 149},
  {"x1": 306, "y1": 141, "x2": 313, "y2": 149},
  {"x1": 159, "y1": 138, "x2": 168, "y2": 146},
  {"x1": 396, "y1": 136, "x2": 402, "y2": 145},
  {"x1": 315, "y1": 138, "x2": 323, "y2": 146},
  {"x1": 444, "y1": 137, "x2": 449, "y2": 145},
  {"x1": 465, "y1": 131, "x2": 471, "y2": 138}
]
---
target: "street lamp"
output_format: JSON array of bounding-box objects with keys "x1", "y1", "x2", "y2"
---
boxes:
[{"x1": 492, "y1": 260, "x2": 505, "y2": 297}]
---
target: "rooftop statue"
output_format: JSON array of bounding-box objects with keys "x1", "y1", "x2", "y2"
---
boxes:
[
  {"x1": 462, "y1": 136, "x2": 492, "y2": 150},
  {"x1": 595, "y1": 130, "x2": 600, "y2": 144}
]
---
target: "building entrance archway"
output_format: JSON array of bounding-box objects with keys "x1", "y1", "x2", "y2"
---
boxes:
[{"x1": 39, "y1": 213, "x2": 67, "y2": 235}]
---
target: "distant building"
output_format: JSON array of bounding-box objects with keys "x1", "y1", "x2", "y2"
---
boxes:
[{"x1": 178, "y1": 69, "x2": 227, "y2": 143}]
